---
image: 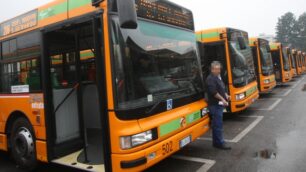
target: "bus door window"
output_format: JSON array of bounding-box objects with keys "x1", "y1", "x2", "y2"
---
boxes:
[
  {"x1": 203, "y1": 43, "x2": 228, "y2": 85},
  {"x1": 271, "y1": 51, "x2": 281, "y2": 81}
]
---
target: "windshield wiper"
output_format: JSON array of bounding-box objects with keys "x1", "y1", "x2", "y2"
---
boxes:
[
  {"x1": 145, "y1": 88, "x2": 190, "y2": 115},
  {"x1": 165, "y1": 76, "x2": 201, "y2": 94}
]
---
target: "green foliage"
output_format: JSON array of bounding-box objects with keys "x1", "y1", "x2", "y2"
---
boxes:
[{"x1": 276, "y1": 12, "x2": 306, "y2": 51}]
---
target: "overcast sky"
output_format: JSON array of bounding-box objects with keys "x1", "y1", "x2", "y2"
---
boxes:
[{"x1": 1, "y1": 0, "x2": 306, "y2": 36}]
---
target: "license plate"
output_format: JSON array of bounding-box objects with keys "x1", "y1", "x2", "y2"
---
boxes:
[{"x1": 180, "y1": 135, "x2": 191, "y2": 148}]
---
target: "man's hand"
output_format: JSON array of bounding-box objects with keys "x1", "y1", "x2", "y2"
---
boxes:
[
  {"x1": 222, "y1": 99, "x2": 229, "y2": 107},
  {"x1": 225, "y1": 93, "x2": 231, "y2": 101}
]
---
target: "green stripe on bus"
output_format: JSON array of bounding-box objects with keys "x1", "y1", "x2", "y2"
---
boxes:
[
  {"x1": 38, "y1": 0, "x2": 91, "y2": 21},
  {"x1": 186, "y1": 110, "x2": 201, "y2": 124},
  {"x1": 270, "y1": 45, "x2": 278, "y2": 49},
  {"x1": 38, "y1": 1, "x2": 68, "y2": 20},
  {"x1": 69, "y1": 0, "x2": 92, "y2": 10},
  {"x1": 159, "y1": 110, "x2": 202, "y2": 136},
  {"x1": 246, "y1": 86, "x2": 257, "y2": 97},
  {"x1": 196, "y1": 34, "x2": 202, "y2": 41},
  {"x1": 81, "y1": 51, "x2": 94, "y2": 58},
  {"x1": 160, "y1": 118, "x2": 181, "y2": 137},
  {"x1": 200, "y1": 32, "x2": 220, "y2": 39}
]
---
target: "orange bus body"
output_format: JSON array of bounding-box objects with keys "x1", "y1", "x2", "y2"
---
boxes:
[
  {"x1": 197, "y1": 28, "x2": 259, "y2": 113},
  {"x1": 270, "y1": 43, "x2": 292, "y2": 83},
  {"x1": 0, "y1": 0, "x2": 210, "y2": 171},
  {"x1": 292, "y1": 50, "x2": 303, "y2": 76},
  {"x1": 249, "y1": 38, "x2": 276, "y2": 93}
]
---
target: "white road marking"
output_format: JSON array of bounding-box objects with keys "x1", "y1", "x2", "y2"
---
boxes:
[
  {"x1": 172, "y1": 155, "x2": 216, "y2": 172},
  {"x1": 281, "y1": 89, "x2": 292, "y2": 97},
  {"x1": 250, "y1": 98, "x2": 282, "y2": 111},
  {"x1": 198, "y1": 116, "x2": 264, "y2": 143},
  {"x1": 230, "y1": 116, "x2": 264, "y2": 143},
  {"x1": 292, "y1": 77, "x2": 304, "y2": 88}
]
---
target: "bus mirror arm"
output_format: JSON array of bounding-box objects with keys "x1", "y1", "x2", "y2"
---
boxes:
[{"x1": 117, "y1": 0, "x2": 138, "y2": 29}]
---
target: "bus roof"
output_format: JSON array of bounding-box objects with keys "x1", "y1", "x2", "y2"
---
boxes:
[
  {"x1": 270, "y1": 42, "x2": 282, "y2": 51},
  {"x1": 249, "y1": 37, "x2": 269, "y2": 46},
  {"x1": 0, "y1": 0, "x2": 97, "y2": 40},
  {"x1": 196, "y1": 27, "x2": 248, "y2": 43}
]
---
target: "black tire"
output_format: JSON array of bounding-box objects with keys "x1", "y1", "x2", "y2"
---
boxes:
[{"x1": 9, "y1": 117, "x2": 37, "y2": 171}]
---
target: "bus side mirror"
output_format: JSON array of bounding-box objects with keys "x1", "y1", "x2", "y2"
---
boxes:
[
  {"x1": 238, "y1": 37, "x2": 247, "y2": 50},
  {"x1": 117, "y1": 0, "x2": 138, "y2": 29}
]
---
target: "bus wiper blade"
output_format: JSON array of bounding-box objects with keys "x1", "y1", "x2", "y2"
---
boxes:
[
  {"x1": 165, "y1": 76, "x2": 200, "y2": 94},
  {"x1": 145, "y1": 88, "x2": 189, "y2": 115},
  {"x1": 145, "y1": 100, "x2": 163, "y2": 115}
]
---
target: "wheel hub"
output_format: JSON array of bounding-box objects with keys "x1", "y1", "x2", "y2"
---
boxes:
[{"x1": 14, "y1": 128, "x2": 34, "y2": 158}]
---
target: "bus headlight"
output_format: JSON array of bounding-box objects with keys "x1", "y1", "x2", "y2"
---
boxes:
[
  {"x1": 235, "y1": 93, "x2": 246, "y2": 100},
  {"x1": 201, "y1": 108, "x2": 208, "y2": 117},
  {"x1": 120, "y1": 130, "x2": 153, "y2": 149},
  {"x1": 263, "y1": 79, "x2": 270, "y2": 84}
]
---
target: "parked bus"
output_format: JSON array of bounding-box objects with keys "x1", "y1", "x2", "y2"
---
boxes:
[
  {"x1": 0, "y1": 0, "x2": 210, "y2": 171},
  {"x1": 292, "y1": 49, "x2": 303, "y2": 75},
  {"x1": 298, "y1": 51, "x2": 305, "y2": 74},
  {"x1": 288, "y1": 48, "x2": 297, "y2": 77},
  {"x1": 197, "y1": 28, "x2": 259, "y2": 113},
  {"x1": 249, "y1": 38, "x2": 276, "y2": 93},
  {"x1": 303, "y1": 52, "x2": 306, "y2": 73},
  {"x1": 269, "y1": 43, "x2": 292, "y2": 83}
]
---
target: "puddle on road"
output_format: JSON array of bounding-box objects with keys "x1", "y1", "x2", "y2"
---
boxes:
[{"x1": 254, "y1": 149, "x2": 277, "y2": 160}]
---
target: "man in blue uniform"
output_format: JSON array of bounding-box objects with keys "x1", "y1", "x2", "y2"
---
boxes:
[{"x1": 206, "y1": 61, "x2": 231, "y2": 150}]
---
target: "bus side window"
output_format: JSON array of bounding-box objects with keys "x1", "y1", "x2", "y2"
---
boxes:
[{"x1": 0, "y1": 31, "x2": 42, "y2": 94}]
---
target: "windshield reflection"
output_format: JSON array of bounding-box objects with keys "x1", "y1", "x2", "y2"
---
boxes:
[
  {"x1": 259, "y1": 41, "x2": 274, "y2": 76},
  {"x1": 229, "y1": 32, "x2": 256, "y2": 87},
  {"x1": 111, "y1": 17, "x2": 203, "y2": 110}
]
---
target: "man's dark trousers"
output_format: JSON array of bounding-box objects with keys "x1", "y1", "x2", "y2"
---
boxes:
[{"x1": 209, "y1": 105, "x2": 225, "y2": 146}]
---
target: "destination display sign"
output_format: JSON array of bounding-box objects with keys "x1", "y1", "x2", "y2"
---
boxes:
[
  {"x1": 135, "y1": 0, "x2": 194, "y2": 30},
  {"x1": 0, "y1": 9, "x2": 38, "y2": 37}
]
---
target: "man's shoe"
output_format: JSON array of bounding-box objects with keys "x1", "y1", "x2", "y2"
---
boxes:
[{"x1": 213, "y1": 144, "x2": 231, "y2": 150}]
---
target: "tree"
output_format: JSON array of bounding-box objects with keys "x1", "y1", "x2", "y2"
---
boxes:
[
  {"x1": 296, "y1": 13, "x2": 306, "y2": 51},
  {"x1": 275, "y1": 12, "x2": 298, "y2": 47}
]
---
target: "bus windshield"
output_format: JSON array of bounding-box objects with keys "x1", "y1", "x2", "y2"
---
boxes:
[
  {"x1": 291, "y1": 54, "x2": 296, "y2": 68},
  {"x1": 111, "y1": 17, "x2": 203, "y2": 111},
  {"x1": 229, "y1": 32, "x2": 256, "y2": 87},
  {"x1": 298, "y1": 54, "x2": 302, "y2": 67},
  {"x1": 259, "y1": 41, "x2": 273, "y2": 76},
  {"x1": 282, "y1": 48, "x2": 290, "y2": 71}
]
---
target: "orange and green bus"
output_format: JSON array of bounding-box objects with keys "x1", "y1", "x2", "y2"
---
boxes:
[
  {"x1": 297, "y1": 51, "x2": 305, "y2": 74},
  {"x1": 197, "y1": 28, "x2": 259, "y2": 113},
  {"x1": 269, "y1": 43, "x2": 292, "y2": 83},
  {"x1": 249, "y1": 38, "x2": 276, "y2": 93},
  {"x1": 0, "y1": 0, "x2": 210, "y2": 171},
  {"x1": 288, "y1": 48, "x2": 297, "y2": 77},
  {"x1": 292, "y1": 49, "x2": 303, "y2": 76},
  {"x1": 302, "y1": 52, "x2": 306, "y2": 73}
]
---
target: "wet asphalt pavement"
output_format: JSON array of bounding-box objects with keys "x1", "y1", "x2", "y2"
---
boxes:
[{"x1": 1, "y1": 75, "x2": 306, "y2": 172}]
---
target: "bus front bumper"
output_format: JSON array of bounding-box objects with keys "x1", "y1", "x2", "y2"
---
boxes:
[
  {"x1": 260, "y1": 81, "x2": 277, "y2": 93},
  {"x1": 111, "y1": 117, "x2": 210, "y2": 172},
  {"x1": 231, "y1": 92, "x2": 259, "y2": 113}
]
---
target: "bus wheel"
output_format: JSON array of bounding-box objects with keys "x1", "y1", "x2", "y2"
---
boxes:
[{"x1": 10, "y1": 118, "x2": 37, "y2": 170}]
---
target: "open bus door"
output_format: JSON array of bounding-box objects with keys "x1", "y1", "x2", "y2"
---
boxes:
[{"x1": 41, "y1": 14, "x2": 111, "y2": 172}]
